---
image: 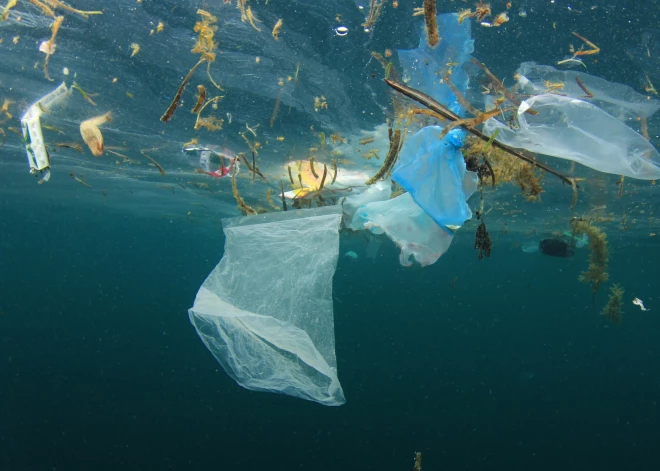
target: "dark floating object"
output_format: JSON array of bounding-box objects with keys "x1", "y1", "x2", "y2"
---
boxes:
[
  {"x1": 539, "y1": 238, "x2": 575, "y2": 258},
  {"x1": 474, "y1": 220, "x2": 492, "y2": 260}
]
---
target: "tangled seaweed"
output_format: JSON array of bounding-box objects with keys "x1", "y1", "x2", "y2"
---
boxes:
[
  {"x1": 463, "y1": 136, "x2": 544, "y2": 199},
  {"x1": 571, "y1": 218, "x2": 609, "y2": 295},
  {"x1": 601, "y1": 284, "x2": 624, "y2": 323}
]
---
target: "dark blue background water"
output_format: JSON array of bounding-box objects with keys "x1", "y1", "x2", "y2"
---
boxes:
[{"x1": 1, "y1": 201, "x2": 659, "y2": 470}]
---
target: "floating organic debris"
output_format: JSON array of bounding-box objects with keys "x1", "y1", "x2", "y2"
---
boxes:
[
  {"x1": 231, "y1": 165, "x2": 257, "y2": 215},
  {"x1": 39, "y1": 15, "x2": 63, "y2": 81},
  {"x1": 79, "y1": 112, "x2": 111, "y2": 156},
  {"x1": 474, "y1": 220, "x2": 492, "y2": 260},
  {"x1": 366, "y1": 128, "x2": 402, "y2": 185},
  {"x1": 362, "y1": 0, "x2": 385, "y2": 32},
  {"x1": 272, "y1": 18, "x2": 283, "y2": 40},
  {"x1": 161, "y1": 59, "x2": 204, "y2": 123},
  {"x1": 1, "y1": 0, "x2": 18, "y2": 22},
  {"x1": 192, "y1": 85, "x2": 206, "y2": 114},
  {"x1": 69, "y1": 171, "x2": 92, "y2": 188},
  {"x1": 72, "y1": 81, "x2": 97, "y2": 106},
  {"x1": 601, "y1": 284, "x2": 624, "y2": 323},
  {"x1": 141, "y1": 150, "x2": 166, "y2": 175},
  {"x1": 571, "y1": 218, "x2": 609, "y2": 295},
  {"x1": 423, "y1": 0, "x2": 439, "y2": 47}
]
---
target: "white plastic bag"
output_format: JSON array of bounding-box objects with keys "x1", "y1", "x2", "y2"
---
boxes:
[
  {"x1": 353, "y1": 193, "x2": 454, "y2": 267},
  {"x1": 189, "y1": 206, "x2": 345, "y2": 406}
]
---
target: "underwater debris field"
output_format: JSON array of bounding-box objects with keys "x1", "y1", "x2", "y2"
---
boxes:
[{"x1": 2, "y1": 0, "x2": 660, "y2": 469}]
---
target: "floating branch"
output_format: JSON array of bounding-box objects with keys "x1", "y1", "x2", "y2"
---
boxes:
[
  {"x1": 161, "y1": 58, "x2": 205, "y2": 123},
  {"x1": 571, "y1": 32, "x2": 600, "y2": 56},
  {"x1": 366, "y1": 128, "x2": 402, "y2": 185},
  {"x1": 141, "y1": 150, "x2": 166, "y2": 175},
  {"x1": 423, "y1": 0, "x2": 439, "y2": 47},
  {"x1": 575, "y1": 77, "x2": 594, "y2": 99},
  {"x1": 191, "y1": 85, "x2": 206, "y2": 114}
]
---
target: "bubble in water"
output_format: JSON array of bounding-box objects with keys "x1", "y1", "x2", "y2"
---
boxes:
[{"x1": 335, "y1": 26, "x2": 348, "y2": 36}]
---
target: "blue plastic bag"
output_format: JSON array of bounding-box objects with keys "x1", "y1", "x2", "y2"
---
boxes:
[{"x1": 392, "y1": 126, "x2": 478, "y2": 231}]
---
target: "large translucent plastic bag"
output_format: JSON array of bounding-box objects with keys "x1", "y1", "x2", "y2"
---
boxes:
[
  {"x1": 484, "y1": 94, "x2": 660, "y2": 180},
  {"x1": 353, "y1": 193, "x2": 454, "y2": 267},
  {"x1": 515, "y1": 62, "x2": 660, "y2": 120},
  {"x1": 189, "y1": 206, "x2": 345, "y2": 406},
  {"x1": 392, "y1": 127, "x2": 478, "y2": 231}
]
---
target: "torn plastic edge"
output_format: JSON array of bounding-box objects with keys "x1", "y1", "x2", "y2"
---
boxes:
[
  {"x1": 21, "y1": 82, "x2": 72, "y2": 184},
  {"x1": 518, "y1": 99, "x2": 531, "y2": 115}
]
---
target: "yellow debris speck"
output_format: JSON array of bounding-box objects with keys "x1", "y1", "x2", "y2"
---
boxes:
[
  {"x1": 130, "y1": 43, "x2": 140, "y2": 57},
  {"x1": 12, "y1": 36, "x2": 19, "y2": 44}
]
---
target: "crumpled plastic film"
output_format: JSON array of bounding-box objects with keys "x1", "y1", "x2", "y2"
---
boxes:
[
  {"x1": 484, "y1": 93, "x2": 660, "y2": 180},
  {"x1": 516, "y1": 62, "x2": 660, "y2": 121},
  {"x1": 353, "y1": 193, "x2": 454, "y2": 267},
  {"x1": 341, "y1": 181, "x2": 391, "y2": 230},
  {"x1": 189, "y1": 206, "x2": 345, "y2": 406}
]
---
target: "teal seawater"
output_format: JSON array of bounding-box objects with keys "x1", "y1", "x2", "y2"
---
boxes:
[{"x1": 1, "y1": 205, "x2": 659, "y2": 470}]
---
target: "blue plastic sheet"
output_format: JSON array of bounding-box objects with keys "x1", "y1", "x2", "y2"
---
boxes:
[
  {"x1": 392, "y1": 127, "x2": 478, "y2": 230},
  {"x1": 397, "y1": 13, "x2": 474, "y2": 117}
]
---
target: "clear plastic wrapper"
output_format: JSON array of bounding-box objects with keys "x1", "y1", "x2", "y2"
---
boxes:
[
  {"x1": 353, "y1": 193, "x2": 454, "y2": 267},
  {"x1": 341, "y1": 181, "x2": 391, "y2": 230},
  {"x1": 484, "y1": 93, "x2": 660, "y2": 180},
  {"x1": 516, "y1": 62, "x2": 660, "y2": 120}
]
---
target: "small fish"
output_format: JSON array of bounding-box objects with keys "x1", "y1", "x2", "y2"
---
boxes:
[{"x1": 633, "y1": 297, "x2": 650, "y2": 311}]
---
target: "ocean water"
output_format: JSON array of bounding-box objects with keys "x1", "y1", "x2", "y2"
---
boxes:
[{"x1": 2, "y1": 0, "x2": 660, "y2": 470}]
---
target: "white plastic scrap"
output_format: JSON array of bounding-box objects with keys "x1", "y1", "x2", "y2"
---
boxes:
[
  {"x1": 20, "y1": 82, "x2": 72, "y2": 184},
  {"x1": 633, "y1": 297, "x2": 650, "y2": 311}
]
